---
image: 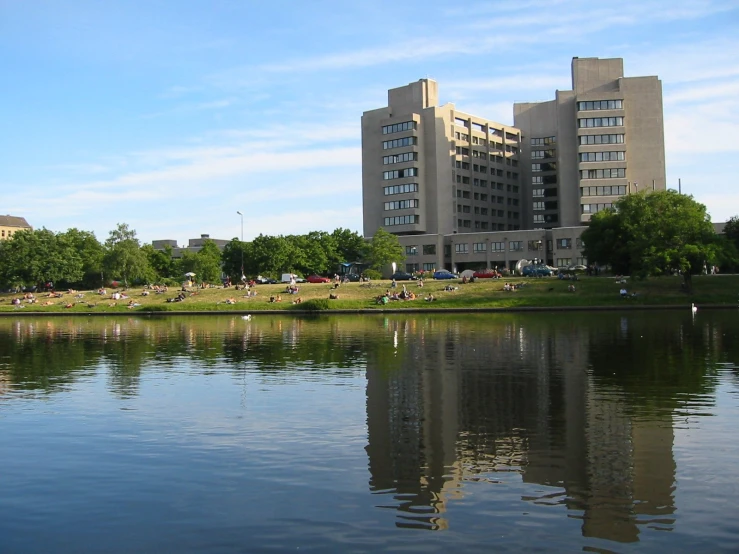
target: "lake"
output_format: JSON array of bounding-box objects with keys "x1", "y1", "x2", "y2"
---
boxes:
[{"x1": 1, "y1": 312, "x2": 738, "y2": 552}]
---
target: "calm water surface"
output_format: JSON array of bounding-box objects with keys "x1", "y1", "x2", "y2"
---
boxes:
[{"x1": 0, "y1": 312, "x2": 738, "y2": 553}]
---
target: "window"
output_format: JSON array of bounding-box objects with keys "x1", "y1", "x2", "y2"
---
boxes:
[
  {"x1": 473, "y1": 242, "x2": 486, "y2": 252},
  {"x1": 383, "y1": 152, "x2": 418, "y2": 164},
  {"x1": 384, "y1": 183, "x2": 418, "y2": 196},
  {"x1": 462, "y1": 220, "x2": 471, "y2": 228},
  {"x1": 579, "y1": 151, "x2": 625, "y2": 162},
  {"x1": 480, "y1": 207, "x2": 488, "y2": 215},
  {"x1": 455, "y1": 117, "x2": 468, "y2": 127},
  {"x1": 462, "y1": 205, "x2": 471, "y2": 213},
  {"x1": 406, "y1": 246, "x2": 418, "y2": 256},
  {"x1": 557, "y1": 238, "x2": 572, "y2": 249},
  {"x1": 531, "y1": 150, "x2": 545, "y2": 159},
  {"x1": 423, "y1": 244, "x2": 436, "y2": 255},
  {"x1": 579, "y1": 134, "x2": 625, "y2": 145},
  {"x1": 581, "y1": 203, "x2": 614, "y2": 214},
  {"x1": 581, "y1": 185, "x2": 627, "y2": 196},
  {"x1": 471, "y1": 122, "x2": 484, "y2": 132},
  {"x1": 491, "y1": 241, "x2": 505, "y2": 252},
  {"x1": 580, "y1": 168, "x2": 626, "y2": 179},
  {"x1": 383, "y1": 136, "x2": 417, "y2": 150},
  {"x1": 532, "y1": 162, "x2": 556, "y2": 172},
  {"x1": 528, "y1": 240, "x2": 543, "y2": 251},
  {"x1": 532, "y1": 201, "x2": 544, "y2": 211},
  {"x1": 505, "y1": 132, "x2": 518, "y2": 141},
  {"x1": 462, "y1": 191, "x2": 470, "y2": 199},
  {"x1": 481, "y1": 222, "x2": 489, "y2": 230},
  {"x1": 406, "y1": 263, "x2": 419, "y2": 273},
  {"x1": 576, "y1": 238, "x2": 583, "y2": 248},
  {"x1": 382, "y1": 121, "x2": 416, "y2": 134},
  {"x1": 456, "y1": 147, "x2": 470, "y2": 156},
  {"x1": 384, "y1": 199, "x2": 419, "y2": 210},
  {"x1": 497, "y1": 210, "x2": 505, "y2": 217},
  {"x1": 455, "y1": 243, "x2": 469, "y2": 253},
  {"x1": 531, "y1": 136, "x2": 556, "y2": 146},
  {"x1": 461, "y1": 176, "x2": 470, "y2": 184},
  {"x1": 480, "y1": 194, "x2": 488, "y2": 201},
  {"x1": 578, "y1": 117, "x2": 624, "y2": 128},
  {"x1": 532, "y1": 188, "x2": 544, "y2": 198},
  {"x1": 423, "y1": 263, "x2": 435, "y2": 271},
  {"x1": 383, "y1": 215, "x2": 420, "y2": 226},
  {"x1": 557, "y1": 258, "x2": 573, "y2": 268},
  {"x1": 383, "y1": 168, "x2": 418, "y2": 180},
  {"x1": 533, "y1": 214, "x2": 544, "y2": 223},
  {"x1": 577, "y1": 100, "x2": 623, "y2": 111},
  {"x1": 509, "y1": 241, "x2": 523, "y2": 252}
]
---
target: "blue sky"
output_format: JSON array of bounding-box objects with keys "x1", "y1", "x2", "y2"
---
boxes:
[{"x1": 1, "y1": 0, "x2": 737, "y2": 245}]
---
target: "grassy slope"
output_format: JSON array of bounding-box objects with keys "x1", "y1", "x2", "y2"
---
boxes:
[{"x1": 1, "y1": 275, "x2": 737, "y2": 314}]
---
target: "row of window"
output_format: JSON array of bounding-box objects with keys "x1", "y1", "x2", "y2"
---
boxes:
[
  {"x1": 382, "y1": 152, "x2": 417, "y2": 165},
  {"x1": 384, "y1": 199, "x2": 419, "y2": 211},
  {"x1": 533, "y1": 214, "x2": 559, "y2": 224},
  {"x1": 531, "y1": 136, "x2": 556, "y2": 146},
  {"x1": 579, "y1": 133, "x2": 624, "y2": 145},
  {"x1": 532, "y1": 201, "x2": 558, "y2": 211},
  {"x1": 581, "y1": 168, "x2": 626, "y2": 179},
  {"x1": 556, "y1": 257, "x2": 588, "y2": 268},
  {"x1": 384, "y1": 183, "x2": 418, "y2": 196},
  {"x1": 581, "y1": 185, "x2": 627, "y2": 197},
  {"x1": 384, "y1": 215, "x2": 419, "y2": 226},
  {"x1": 383, "y1": 168, "x2": 418, "y2": 180},
  {"x1": 577, "y1": 99, "x2": 623, "y2": 111},
  {"x1": 456, "y1": 169, "x2": 518, "y2": 180},
  {"x1": 457, "y1": 148, "x2": 519, "y2": 159},
  {"x1": 531, "y1": 149, "x2": 555, "y2": 159},
  {"x1": 457, "y1": 205, "x2": 492, "y2": 215},
  {"x1": 582, "y1": 203, "x2": 613, "y2": 214},
  {"x1": 532, "y1": 162, "x2": 557, "y2": 172},
  {"x1": 578, "y1": 117, "x2": 624, "y2": 128},
  {"x1": 457, "y1": 220, "x2": 521, "y2": 231},
  {"x1": 454, "y1": 124, "x2": 518, "y2": 141},
  {"x1": 1, "y1": 230, "x2": 16, "y2": 238},
  {"x1": 532, "y1": 175, "x2": 557, "y2": 185},
  {"x1": 382, "y1": 121, "x2": 415, "y2": 135},
  {"x1": 382, "y1": 136, "x2": 417, "y2": 150},
  {"x1": 579, "y1": 151, "x2": 625, "y2": 162},
  {"x1": 404, "y1": 244, "x2": 437, "y2": 256}
]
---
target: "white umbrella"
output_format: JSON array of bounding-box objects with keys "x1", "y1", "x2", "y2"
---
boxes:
[
  {"x1": 184, "y1": 272, "x2": 196, "y2": 277},
  {"x1": 460, "y1": 269, "x2": 475, "y2": 279}
]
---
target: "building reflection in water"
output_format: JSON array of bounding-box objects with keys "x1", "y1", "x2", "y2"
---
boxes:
[{"x1": 364, "y1": 317, "x2": 676, "y2": 541}]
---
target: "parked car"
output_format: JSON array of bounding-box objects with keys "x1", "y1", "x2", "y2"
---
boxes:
[
  {"x1": 433, "y1": 269, "x2": 459, "y2": 280},
  {"x1": 473, "y1": 269, "x2": 500, "y2": 279},
  {"x1": 522, "y1": 265, "x2": 552, "y2": 277},
  {"x1": 343, "y1": 274, "x2": 361, "y2": 282},
  {"x1": 306, "y1": 275, "x2": 331, "y2": 283},
  {"x1": 390, "y1": 271, "x2": 417, "y2": 281},
  {"x1": 254, "y1": 276, "x2": 278, "y2": 284},
  {"x1": 567, "y1": 264, "x2": 587, "y2": 271}
]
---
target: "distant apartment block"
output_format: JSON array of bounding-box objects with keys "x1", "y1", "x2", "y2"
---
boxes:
[
  {"x1": 514, "y1": 57, "x2": 666, "y2": 228},
  {"x1": 0, "y1": 215, "x2": 32, "y2": 240},
  {"x1": 360, "y1": 58, "x2": 666, "y2": 272},
  {"x1": 152, "y1": 234, "x2": 229, "y2": 258}
]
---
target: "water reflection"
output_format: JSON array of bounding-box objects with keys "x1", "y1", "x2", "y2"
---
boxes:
[{"x1": 0, "y1": 312, "x2": 737, "y2": 549}]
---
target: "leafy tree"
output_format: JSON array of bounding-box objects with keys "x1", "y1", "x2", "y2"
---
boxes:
[
  {"x1": 251, "y1": 234, "x2": 299, "y2": 277},
  {"x1": 365, "y1": 227, "x2": 404, "y2": 272},
  {"x1": 193, "y1": 240, "x2": 223, "y2": 283},
  {"x1": 583, "y1": 191, "x2": 719, "y2": 291},
  {"x1": 60, "y1": 228, "x2": 104, "y2": 288},
  {"x1": 103, "y1": 223, "x2": 153, "y2": 286},
  {"x1": 723, "y1": 216, "x2": 739, "y2": 250},
  {"x1": 331, "y1": 228, "x2": 366, "y2": 264},
  {"x1": 0, "y1": 228, "x2": 83, "y2": 288},
  {"x1": 221, "y1": 238, "x2": 251, "y2": 281},
  {"x1": 142, "y1": 244, "x2": 176, "y2": 281}
]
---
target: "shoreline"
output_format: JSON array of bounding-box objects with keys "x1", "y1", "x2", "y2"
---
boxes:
[{"x1": 0, "y1": 303, "x2": 734, "y2": 317}]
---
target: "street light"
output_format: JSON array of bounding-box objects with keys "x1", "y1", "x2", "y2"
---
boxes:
[{"x1": 236, "y1": 211, "x2": 244, "y2": 281}]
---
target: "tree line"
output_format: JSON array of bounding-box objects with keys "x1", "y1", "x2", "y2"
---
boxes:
[{"x1": 0, "y1": 223, "x2": 405, "y2": 290}]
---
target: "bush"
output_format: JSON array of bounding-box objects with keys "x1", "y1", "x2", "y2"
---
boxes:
[
  {"x1": 297, "y1": 299, "x2": 331, "y2": 311},
  {"x1": 363, "y1": 269, "x2": 382, "y2": 280}
]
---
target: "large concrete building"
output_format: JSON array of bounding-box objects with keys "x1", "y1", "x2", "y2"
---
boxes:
[
  {"x1": 0, "y1": 215, "x2": 32, "y2": 240},
  {"x1": 152, "y1": 234, "x2": 230, "y2": 259},
  {"x1": 514, "y1": 57, "x2": 666, "y2": 229},
  {"x1": 360, "y1": 57, "x2": 665, "y2": 273}
]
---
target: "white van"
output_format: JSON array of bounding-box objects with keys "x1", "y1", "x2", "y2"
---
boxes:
[{"x1": 281, "y1": 273, "x2": 296, "y2": 283}]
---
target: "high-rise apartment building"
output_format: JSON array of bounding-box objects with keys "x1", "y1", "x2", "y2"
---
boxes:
[
  {"x1": 514, "y1": 57, "x2": 666, "y2": 229},
  {"x1": 360, "y1": 58, "x2": 664, "y2": 273}
]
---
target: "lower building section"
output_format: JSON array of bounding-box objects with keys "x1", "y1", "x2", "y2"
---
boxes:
[{"x1": 394, "y1": 227, "x2": 587, "y2": 274}]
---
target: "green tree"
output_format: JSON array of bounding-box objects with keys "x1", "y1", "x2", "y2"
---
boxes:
[
  {"x1": 251, "y1": 234, "x2": 299, "y2": 277},
  {"x1": 221, "y1": 238, "x2": 251, "y2": 281},
  {"x1": 331, "y1": 228, "x2": 366, "y2": 264},
  {"x1": 194, "y1": 240, "x2": 223, "y2": 283},
  {"x1": 723, "y1": 216, "x2": 739, "y2": 250},
  {"x1": 142, "y1": 244, "x2": 176, "y2": 281},
  {"x1": 60, "y1": 228, "x2": 104, "y2": 288},
  {"x1": 0, "y1": 228, "x2": 84, "y2": 288},
  {"x1": 366, "y1": 227, "x2": 404, "y2": 272},
  {"x1": 582, "y1": 191, "x2": 719, "y2": 291},
  {"x1": 103, "y1": 223, "x2": 153, "y2": 287}
]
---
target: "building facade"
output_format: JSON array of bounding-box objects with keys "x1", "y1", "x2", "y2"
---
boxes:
[
  {"x1": 0, "y1": 215, "x2": 32, "y2": 240},
  {"x1": 514, "y1": 57, "x2": 666, "y2": 229},
  {"x1": 152, "y1": 234, "x2": 229, "y2": 258}
]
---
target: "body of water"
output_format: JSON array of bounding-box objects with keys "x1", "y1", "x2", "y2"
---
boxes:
[{"x1": 1, "y1": 312, "x2": 738, "y2": 552}]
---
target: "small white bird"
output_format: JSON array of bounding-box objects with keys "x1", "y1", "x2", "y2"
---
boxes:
[
  {"x1": 691, "y1": 303, "x2": 697, "y2": 313},
  {"x1": 241, "y1": 314, "x2": 252, "y2": 320}
]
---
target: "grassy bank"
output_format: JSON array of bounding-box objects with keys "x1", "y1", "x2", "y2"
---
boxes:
[{"x1": 1, "y1": 274, "x2": 737, "y2": 314}]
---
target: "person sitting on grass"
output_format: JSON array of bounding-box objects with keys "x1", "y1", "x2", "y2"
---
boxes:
[
  {"x1": 225, "y1": 297, "x2": 237, "y2": 305},
  {"x1": 275, "y1": 295, "x2": 282, "y2": 302},
  {"x1": 425, "y1": 294, "x2": 436, "y2": 302},
  {"x1": 292, "y1": 297, "x2": 302, "y2": 304},
  {"x1": 568, "y1": 284, "x2": 576, "y2": 292},
  {"x1": 620, "y1": 288, "x2": 628, "y2": 298},
  {"x1": 376, "y1": 294, "x2": 388, "y2": 305},
  {"x1": 329, "y1": 293, "x2": 339, "y2": 300},
  {"x1": 269, "y1": 295, "x2": 276, "y2": 303}
]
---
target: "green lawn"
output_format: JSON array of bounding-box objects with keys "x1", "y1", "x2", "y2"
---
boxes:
[{"x1": 1, "y1": 275, "x2": 737, "y2": 314}]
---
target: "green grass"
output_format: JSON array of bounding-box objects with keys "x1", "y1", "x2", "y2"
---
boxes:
[{"x1": 1, "y1": 274, "x2": 737, "y2": 314}]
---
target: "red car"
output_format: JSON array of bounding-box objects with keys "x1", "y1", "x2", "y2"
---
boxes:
[
  {"x1": 473, "y1": 269, "x2": 501, "y2": 279},
  {"x1": 306, "y1": 275, "x2": 331, "y2": 283}
]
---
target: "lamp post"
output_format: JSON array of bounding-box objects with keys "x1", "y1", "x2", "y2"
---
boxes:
[{"x1": 236, "y1": 211, "x2": 244, "y2": 281}]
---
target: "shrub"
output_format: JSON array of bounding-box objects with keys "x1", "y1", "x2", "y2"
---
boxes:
[
  {"x1": 298, "y1": 299, "x2": 331, "y2": 311},
  {"x1": 363, "y1": 269, "x2": 382, "y2": 280}
]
